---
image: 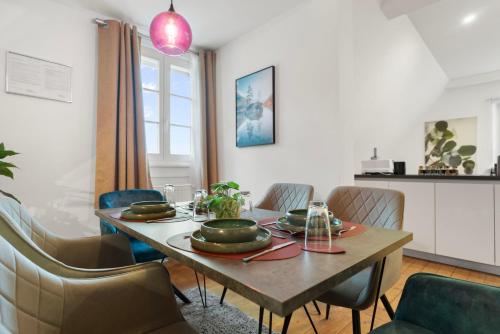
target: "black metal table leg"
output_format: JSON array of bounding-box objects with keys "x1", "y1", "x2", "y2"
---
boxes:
[
  {"x1": 268, "y1": 312, "x2": 273, "y2": 334},
  {"x1": 173, "y1": 285, "x2": 191, "y2": 304},
  {"x1": 370, "y1": 256, "x2": 387, "y2": 331},
  {"x1": 303, "y1": 305, "x2": 318, "y2": 334},
  {"x1": 220, "y1": 287, "x2": 228, "y2": 305},
  {"x1": 312, "y1": 300, "x2": 321, "y2": 315},
  {"x1": 281, "y1": 313, "x2": 293, "y2": 334},
  {"x1": 381, "y1": 294, "x2": 395, "y2": 319},
  {"x1": 325, "y1": 304, "x2": 331, "y2": 320},
  {"x1": 194, "y1": 271, "x2": 206, "y2": 308}
]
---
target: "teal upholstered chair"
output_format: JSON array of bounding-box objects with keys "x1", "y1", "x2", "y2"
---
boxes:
[
  {"x1": 99, "y1": 189, "x2": 166, "y2": 263},
  {"x1": 371, "y1": 273, "x2": 500, "y2": 334},
  {"x1": 99, "y1": 189, "x2": 191, "y2": 304}
]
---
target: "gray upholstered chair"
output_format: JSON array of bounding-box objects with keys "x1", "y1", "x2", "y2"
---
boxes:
[
  {"x1": 0, "y1": 194, "x2": 134, "y2": 270},
  {"x1": 317, "y1": 186, "x2": 405, "y2": 334},
  {"x1": 255, "y1": 183, "x2": 314, "y2": 212},
  {"x1": 0, "y1": 234, "x2": 197, "y2": 334}
]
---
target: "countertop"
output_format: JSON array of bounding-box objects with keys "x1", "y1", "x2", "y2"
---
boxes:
[{"x1": 354, "y1": 174, "x2": 500, "y2": 181}]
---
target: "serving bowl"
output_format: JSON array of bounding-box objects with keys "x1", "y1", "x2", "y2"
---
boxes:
[
  {"x1": 191, "y1": 228, "x2": 271, "y2": 253},
  {"x1": 130, "y1": 201, "x2": 172, "y2": 214},
  {"x1": 200, "y1": 219, "x2": 258, "y2": 243},
  {"x1": 285, "y1": 209, "x2": 335, "y2": 226}
]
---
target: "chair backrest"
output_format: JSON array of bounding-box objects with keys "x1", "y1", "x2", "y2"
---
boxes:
[
  {"x1": 327, "y1": 186, "x2": 405, "y2": 295},
  {"x1": 255, "y1": 183, "x2": 314, "y2": 213},
  {"x1": 326, "y1": 186, "x2": 404, "y2": 230},
  {"x1": 0, "y1": 234, "x2": 65, "y2": 333},
  {"x1": 396, "y1": 273, "x2": 500, "y2": 334},
  {"x1": 98, "y1": 189, "x2": 164, "y2": 234},
  {"x1": 0, "y1": 194, "x2": 59, "y2": 258}
]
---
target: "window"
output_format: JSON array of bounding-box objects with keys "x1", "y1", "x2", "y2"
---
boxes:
[{"x1": 140, "y1": 47, "x2": 194, "y2": 162}]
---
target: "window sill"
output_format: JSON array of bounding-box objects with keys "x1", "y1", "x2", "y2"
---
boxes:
[{"x1": 148, "y1": 161, "x2": 191, "y2": 168}]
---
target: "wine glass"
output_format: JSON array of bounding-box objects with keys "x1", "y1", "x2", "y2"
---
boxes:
[
  {"x1": 304, "y1": 201, "x2": 332, "y2": 249},
  {"x1": 240, "y1": 190, "x2": 253, "y2": 219},
  {"x1": 163, "y1": 184, "x2": 176, "y2": 207},
  {"x1": 193, "y1": 189, "x2": 209, "y2": 222}
]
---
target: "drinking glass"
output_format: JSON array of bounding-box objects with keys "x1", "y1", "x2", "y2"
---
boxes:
[
  {"x1": 192, "y1": 189, "x2": 209, "y2": 222},
  {"x1": 163, "y1": 184, "x2": 176, "y2": 207},
  {"x1": 304, "y1": 201, "x2": 332, "y2": 249},
  {"x1": 240, "y1": 191, "x2": 253, "y2": 218}
]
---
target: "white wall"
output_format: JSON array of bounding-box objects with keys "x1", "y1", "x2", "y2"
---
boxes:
[
  {"x1": 423, "y1": 81, "x2": 500, "y2": 174},
  {"x1": 216, "y1": 0, "x2": 344, "y2": 202},
  {"x1": 0, "y1": 0, "x2": 100, "y2": 237},
  {"x1": 352, "y1": 0, "x2": 449, "y2": 175}
]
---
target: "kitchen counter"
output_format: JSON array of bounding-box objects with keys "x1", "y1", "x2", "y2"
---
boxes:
[
  {"x1": 355, "y1": 174, "x2": 500, "y2": 181},
  {"x1": 354, "y1": 174, "x2": 500, "y2": 275}
]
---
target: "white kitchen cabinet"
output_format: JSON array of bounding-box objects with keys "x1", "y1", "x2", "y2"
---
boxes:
[
  {"x1": 435, "y1": 183, "x2": 495, "y2": 265},
  {"x1": 389, "y1": 182, "x2": 435, "y2": 253},
  {"x1": 496, "y1": 185, "x2": 500, "y2": 266},
  {"x1": 354, "y1": 180, "x2": 389, "y2": 189}
]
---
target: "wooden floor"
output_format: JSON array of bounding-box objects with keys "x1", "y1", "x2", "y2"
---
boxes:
[{"x1": 167, "y1": 256, "x2": 499, "y2": 334}]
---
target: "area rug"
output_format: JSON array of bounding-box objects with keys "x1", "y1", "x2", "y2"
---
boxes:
[{"x1": 177, "y1": 288, "x2": 277, "y2": 334}]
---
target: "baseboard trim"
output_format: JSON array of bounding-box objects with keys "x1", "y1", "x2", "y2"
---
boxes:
[{"x1": 403, "y1": 249, "x2": 500, "y2": 276}]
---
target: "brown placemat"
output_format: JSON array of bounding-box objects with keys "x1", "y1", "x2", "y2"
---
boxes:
[
  {"x1": 110, "y1": 211, "x2": 190, "y2": 223},
  {"x1": 258, "y1": 218, "x2": 367, "y2": 239},
  {"x1": 167, "y1": 232, "x2": 301, "y2": 261}
]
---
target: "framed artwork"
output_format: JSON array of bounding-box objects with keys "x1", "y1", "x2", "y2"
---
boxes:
[
  {"x1": 425, "y1": 117, "x2": 477, "y2": 174},
  {"x1": 236, "y1": 66, "x2": 275, "y2": 147}
]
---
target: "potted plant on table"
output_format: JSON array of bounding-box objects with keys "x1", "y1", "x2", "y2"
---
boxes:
[
  {"x1": 205, "y1": 181, "x2": 244, "y2": 219},
  {"x1": 0, "y1": 143, "x2": 20, "y2": 202}
]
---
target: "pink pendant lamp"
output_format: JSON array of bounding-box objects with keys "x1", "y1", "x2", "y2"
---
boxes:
[{"x1": 149, "y1": 0, "x2": 192, "y2": 56}]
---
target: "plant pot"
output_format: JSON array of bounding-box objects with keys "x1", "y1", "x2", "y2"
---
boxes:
[{"x1": 214, "y1": 199, "x2": 241, "y2": 219}]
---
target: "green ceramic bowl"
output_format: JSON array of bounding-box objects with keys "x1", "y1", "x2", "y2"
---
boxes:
[
  {"x1": 200, "y1": 219, "x2": 258, "y2": 243},
  {"x1": 130, "y1": 201, "x2": 171, "y2": 214},
  {"x1": 120, "y1": 208, "x2": 176, "y2": 221},
  {"x1": 191, "y1": 228, "x2": 271, "y2": 254},
  {"x1": 285, "y1": 209, "x2": 335, "y2": 226}
]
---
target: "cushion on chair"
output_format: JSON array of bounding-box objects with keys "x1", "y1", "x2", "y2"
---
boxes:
[
  {"x1": 392, "y1": 273, "x2": 500, "y2": 334},
  {"x1": 370, "y1": 320, "x2": 436, "y2": 334},
  {"x1": 255, "y1": 183, "x2": 314, "y2": 212}
]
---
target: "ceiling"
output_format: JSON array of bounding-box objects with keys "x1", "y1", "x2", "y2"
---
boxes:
[
  {"x1": 408, "y1": 0, "x2": 500, "y2": 79},
  {"x1": 53, "y1": 0, "x2": 304, "y2": 49}
]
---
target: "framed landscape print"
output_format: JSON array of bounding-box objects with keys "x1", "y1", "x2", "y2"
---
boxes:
[{"x1": 236, "y1": 66, "x2": 275, "y2": 147}]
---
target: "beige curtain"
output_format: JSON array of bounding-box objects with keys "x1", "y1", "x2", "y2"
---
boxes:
[
  {"x1": 199, "y1": 50, "x2": 219, "y2": 188},
  {"x1": 94, "y1": 20, "x2": 151, "y2": 205}
]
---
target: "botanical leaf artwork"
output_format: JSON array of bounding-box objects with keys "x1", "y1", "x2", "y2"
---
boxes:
[{"x1": 424, "y1": 118, "x2": 477, "y2": 175}]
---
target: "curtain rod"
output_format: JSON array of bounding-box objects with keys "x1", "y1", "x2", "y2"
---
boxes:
[{"x1": 94, "y1": 18, "x2": 199, "y2": 56}]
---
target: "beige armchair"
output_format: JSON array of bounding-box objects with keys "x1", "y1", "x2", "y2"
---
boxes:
[
  {"x1": 255, "y1": 183, "x2": 314, "y2": 212},
  {"x1": 0, "y1": 234, "x2": 197, "y2": 334},
  {"x1": 0, "y1": 194, "x2": 134, "y2": 270},
  {"x1": 318, "y1": 186, "x2": 405, "y2": 334}
]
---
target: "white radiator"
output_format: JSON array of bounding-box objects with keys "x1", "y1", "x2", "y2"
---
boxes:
[{"x1": 153, "y1": 184, "x2": 193, "y2": 202}]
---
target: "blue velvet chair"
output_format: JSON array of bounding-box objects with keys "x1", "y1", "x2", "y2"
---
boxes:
[
  {"x1": 370, "y1": 273, "x2": 500, "y2": 334},
  {"x1": 99, "y1": 189, "x2": 166, "y2": 263},
  {"x1": 99, "y1": 189, "x2": 191, "y2": 304}
]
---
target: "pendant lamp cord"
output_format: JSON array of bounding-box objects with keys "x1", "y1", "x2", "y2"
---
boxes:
[{"x1": 169, "y1": 0, "x2": 174, "y2": 12}]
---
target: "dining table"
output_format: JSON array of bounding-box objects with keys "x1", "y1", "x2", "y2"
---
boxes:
[{"x1": 95, "y1": 205, "x2": 412, "y2": 334}]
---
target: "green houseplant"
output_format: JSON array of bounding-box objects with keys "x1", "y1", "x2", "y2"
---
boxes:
[
  {"x1": 0, "y1": 143, "x2": 20, "y2": 202},
  {"x1": 205, "y1": 181, "x2": 243, "y2": 219}
]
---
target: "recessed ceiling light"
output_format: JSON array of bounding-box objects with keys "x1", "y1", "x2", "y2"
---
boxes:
[{"x1": 462, "y1": 13, "x2": 477, "y2": 25}]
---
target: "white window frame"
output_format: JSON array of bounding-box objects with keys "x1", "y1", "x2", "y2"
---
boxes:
[{"x1": 141, "y1": 46, "x2": 194, "y2": 166}]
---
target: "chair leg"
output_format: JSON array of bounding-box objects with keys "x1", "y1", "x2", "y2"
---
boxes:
[
  {"x1": 325, "y1": 304, "x2": 331, "y2": 320},
  {"x1": 312, "y1": 300, "x2": 321, "y2": 315},
  {"x1": 268, "y1": 312, "x2": 273, "y2": 334},
  {"x1": 352, "y1": 310, "x2": 361, "y2": 334},
  {"x1": 172, "y1": 285, "x2": 191, "y2": 304},
  {"x1": 258, "y1": 307, "x2": 264, "y2": 334},
  {"x1": 281, "y1": 313, "x2": 293, "y2": 334},
  {"x1": 303, "y1": 305, "x2": 318, "y2": 334},
  {"x1": 220, "y1": 287, "x2": 228, "y2": 305},
  {"x1": 380, "y1": 295, "x2": 395, "y2": 319}
]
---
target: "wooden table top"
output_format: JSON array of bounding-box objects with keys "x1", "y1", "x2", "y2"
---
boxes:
[{"x1": 95, "y1": 207, "x2": 412, "y2": 316}]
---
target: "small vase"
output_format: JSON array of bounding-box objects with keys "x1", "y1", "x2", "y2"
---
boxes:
[{"x1": 215, "y1": 199, "x2": 241, "y2": 219}]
